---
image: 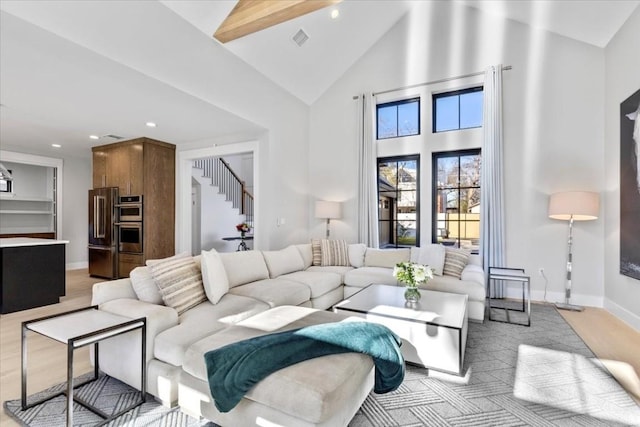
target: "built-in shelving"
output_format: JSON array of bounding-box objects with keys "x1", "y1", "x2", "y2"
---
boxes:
[{"x1": 0, "y1": 195, "x2": 55, "y2": 235}]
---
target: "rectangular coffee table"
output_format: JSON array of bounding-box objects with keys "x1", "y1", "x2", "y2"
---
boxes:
[{"x1": 333, "y1": 284, "x2": 468, "y2": 375}]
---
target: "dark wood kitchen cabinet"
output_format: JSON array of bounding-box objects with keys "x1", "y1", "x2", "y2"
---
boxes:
[{"x1": 92, "y1": 138, "x2": 175, "y2": 276}]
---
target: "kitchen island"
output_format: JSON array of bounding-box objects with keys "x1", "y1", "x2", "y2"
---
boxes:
[{"x1": 1, "y1": 238, "x2": 69, "y2": 314}]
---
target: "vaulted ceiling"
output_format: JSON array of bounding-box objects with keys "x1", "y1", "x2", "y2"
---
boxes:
[{"x1": 0, "y1": 0, "x2": 637, "y2": 157}]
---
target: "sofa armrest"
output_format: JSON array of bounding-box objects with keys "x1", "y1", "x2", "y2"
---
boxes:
[
  {"x1": 461, "y1": 264, "x2": 485, "y2": 287},
  {"x1": 91, "y1": 279, "x2": 137, "y2": 305},
  {"x1": 94, "y1": 298, "x2": 179, "y2": 390},
  {"x1": 99, "y1": 298, "x2": 179, "y2": 348}
]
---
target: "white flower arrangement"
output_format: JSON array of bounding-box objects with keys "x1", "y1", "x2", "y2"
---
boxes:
[{"x1": 393, "y1": 261, "x2": 434, "y2": 288}]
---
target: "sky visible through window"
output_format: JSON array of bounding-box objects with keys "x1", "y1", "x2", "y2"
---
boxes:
[
  {"x1": 377, "y1": 98, "x2": 419, "y2": 139},
  {"x1": 434, "y1": 89, "x2": 483, "y2": 132}
]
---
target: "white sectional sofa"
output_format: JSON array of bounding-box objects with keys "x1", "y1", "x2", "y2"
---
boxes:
[{"x1": 91, "y1": 242, "x2": 485, "y2": 426}]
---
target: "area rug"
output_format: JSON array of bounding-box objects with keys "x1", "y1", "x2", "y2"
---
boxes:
[
  {"x1": 351, "y1": 303, "x2": 640, "y2": 426},
  {"x1": 5, "y1": 304, "x2": 639, "y2": 426}
]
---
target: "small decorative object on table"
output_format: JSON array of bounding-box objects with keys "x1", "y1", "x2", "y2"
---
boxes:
[
  {"x1": 235, "y1": 223, "x2": 251, "y2": 251},
  {"x1": 393, "y1": 261, "x2": 433, "y2": 303}
]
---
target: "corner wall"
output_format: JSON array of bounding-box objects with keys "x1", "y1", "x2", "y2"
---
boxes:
[{"x1": 604, "y1": 7, "x2": 640, "y2": 330}]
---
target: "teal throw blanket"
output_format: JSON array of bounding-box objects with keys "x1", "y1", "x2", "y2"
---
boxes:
[{"x1": 204, "y1": 321, "x2": 405, "y2": 412}]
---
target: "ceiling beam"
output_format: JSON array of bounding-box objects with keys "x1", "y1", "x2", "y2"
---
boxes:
[{"x1": 214, "y1": 0, "x2": 342, "y2": 44}]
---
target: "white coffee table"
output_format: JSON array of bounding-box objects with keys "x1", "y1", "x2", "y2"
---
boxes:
[{"x1": 334, "y1": 284, "x2": 468, "y2": 376}]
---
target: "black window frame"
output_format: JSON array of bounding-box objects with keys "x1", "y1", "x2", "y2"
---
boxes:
[
  {"x1": 432, "y1": 86, "x2": 483, "y2": 133},
  {"x1": 376, "y1": 97, "x2": 421, "y2": 140},
  {"x1": 377, "y1": 155, "x2": 420, "y2": 249},
  {"x1": 431, "y1": 149, "x2": 481, "y2": 253}
]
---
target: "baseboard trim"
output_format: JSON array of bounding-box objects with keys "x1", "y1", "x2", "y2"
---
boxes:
[
  {"x1": 604, "y1": 298, "x2": 640, "y2": 332},
  {"x1": 66, "y1": 261, "x2": 88, "y2": 270}
]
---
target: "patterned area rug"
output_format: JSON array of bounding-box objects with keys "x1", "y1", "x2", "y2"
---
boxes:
[
  {"x1": 351, "y1": 303, "x2": 640, "y2": 426},
  {"x1": 5, "y1": 304, "x2": 639, "y2": 426}
]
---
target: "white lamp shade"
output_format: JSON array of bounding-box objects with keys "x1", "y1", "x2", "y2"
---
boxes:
[
  {"x1": 548, "y1": 191, "x2": 599, "y2": 221},
  {"x1": 315, "y1": 200, "x2": 341, "y2": 219}
]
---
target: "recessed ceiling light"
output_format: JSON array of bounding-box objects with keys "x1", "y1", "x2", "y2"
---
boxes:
[
  {"x1": 331, "y1": 9, "x2": 340, "y2": 19},
  {"x1": 145, "y1": 122, "x2": 157, "y2": 128},
  {"x1": 51, "y1": 144, "x2": 61, "y2": 148},
  {"x1": 90, "y1": 135, "x2": 99, "y2": 140}
]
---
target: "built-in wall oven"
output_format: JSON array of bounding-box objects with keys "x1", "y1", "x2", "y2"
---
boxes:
[
  {"x1": 116, "y1": 195, "x2": 143, "y2": 221},
  {"x1": 116, "y1": 195, "x2": 143, "y2": 253}
]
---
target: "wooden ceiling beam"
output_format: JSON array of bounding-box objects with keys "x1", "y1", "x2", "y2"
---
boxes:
[{"x1": 214, "y1": 0, "x2": 342, "y2": 44}]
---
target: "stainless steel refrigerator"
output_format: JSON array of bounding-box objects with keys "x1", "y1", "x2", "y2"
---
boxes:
[{"x1": 88, "y1": 187, "x2": 119, "y2": 278}]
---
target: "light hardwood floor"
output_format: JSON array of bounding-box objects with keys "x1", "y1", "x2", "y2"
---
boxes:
[{"x1": 1, "y1": 270, "x2": 638, "y2": 426}]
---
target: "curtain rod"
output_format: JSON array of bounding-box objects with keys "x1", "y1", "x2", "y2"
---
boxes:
[{"x1": 352, "y1": 65, "x2": 512, "y2": 99}]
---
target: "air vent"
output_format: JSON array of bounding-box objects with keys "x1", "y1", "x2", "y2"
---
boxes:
[
  {"x1": 103, "y1": 134, "x2": 124, "y2": 140},
  {"x1": 292, "y1": 29, "x2": 309, "y2": 47}
]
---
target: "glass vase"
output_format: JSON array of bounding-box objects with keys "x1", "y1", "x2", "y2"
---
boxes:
[{"x1": 404, "y1": 286, "x2": 421, "y2": 303}]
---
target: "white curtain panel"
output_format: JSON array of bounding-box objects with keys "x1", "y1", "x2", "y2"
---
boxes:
[
  {"x1": 357, "y1": 94, "x2": 379, "y2": 248},
  {"x1": 481, "y1": 65, "x2": 507, "y2": 298}
]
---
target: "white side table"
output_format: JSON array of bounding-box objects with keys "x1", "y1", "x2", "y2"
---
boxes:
[
  {"x1": 21, "y1": 306, "x2": 146, "y2": 426},
  {"x1": 488, "y1": 267, "x2": 531, "y2": 326}
]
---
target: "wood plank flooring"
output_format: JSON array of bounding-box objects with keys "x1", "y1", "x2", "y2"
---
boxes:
[{"x1": 1, "y1": 270, "x2": 638, "y2": 426}]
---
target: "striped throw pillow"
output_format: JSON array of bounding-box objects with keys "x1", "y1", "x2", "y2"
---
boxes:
[
  {"x1": 311, "y1": 239, "x2": 322, "y2": 266},
  {"x1": 443, "y1": 247, "x2": 471, "y2": 279},
  {"x1": 149, "y1": 255, "x2": 206, "y2": 315},
  {"x1": 320, "y1": 239, "x2": 349, "y2": 266}
]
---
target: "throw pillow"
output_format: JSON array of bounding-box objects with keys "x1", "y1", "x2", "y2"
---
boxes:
[
  {"x1": 320, "y1": 239, "x2": 349, "y2": 266},
  {"x1": 348, "y1": 243, "x2": 367, "y2": 267},
  {"x1": 149, "y1": 255, "x2": 206, "y2": 315},
  {"x1": 145, "y1": 251, "x2": 191, "y2": 266},
  {"x1": 200, "y1": 248, "x2": 229, "y2": 305},
  {"x1": 410, "y1": 244, "x2": 446, "y2": 276},
  {"x1": 129, "y1": 266, "x2": 163, "y2": 305},
  {"x1": 443, "y1": 247, "x2": 471, "y2": 279},
  {"x1": 311, "y1": 239, "x2": 322, "y2": 266}
]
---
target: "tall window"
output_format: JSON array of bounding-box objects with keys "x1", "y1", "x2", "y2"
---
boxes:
[
  {"x1": 378, "y1": 156, "x2": 419, "y2": 248},
  {"x1": 432, "y1": 150, "x2": 481, "y2": 253},
  {"x1": 377, "y1": 98, "x2": 420, "y2": 139},
  {"x1": 433, "y1": 87, "x2": 483, "y2": 132}
]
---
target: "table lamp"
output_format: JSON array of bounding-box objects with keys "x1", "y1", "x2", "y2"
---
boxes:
[{"x1": 548, "y1": 191, "x2": 599, "y2": 311}]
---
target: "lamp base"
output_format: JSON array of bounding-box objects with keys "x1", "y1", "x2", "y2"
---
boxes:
[{"x1": 555, "y1": 302, "x2": 584, "y2": 312}]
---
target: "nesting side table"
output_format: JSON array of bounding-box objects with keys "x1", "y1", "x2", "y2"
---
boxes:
[
  {"x1": 487, "y1": 267, "x2": 531, "y2": 326},
  {"x1": 22, "y1": 306, "x2": 146, "y2": 426}
]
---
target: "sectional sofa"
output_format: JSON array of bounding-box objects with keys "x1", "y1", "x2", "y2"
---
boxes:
[{"x1": 91, "y1": 242, "x2": 485, "y2": 426}]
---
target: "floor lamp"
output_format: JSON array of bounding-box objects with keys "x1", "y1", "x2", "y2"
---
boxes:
[
  {"x1": 315, "y1": 201, "x2": 341, "y2": 238},
  {"x1": 548, "y1": 191, "x2": 599, "y2": 311}
]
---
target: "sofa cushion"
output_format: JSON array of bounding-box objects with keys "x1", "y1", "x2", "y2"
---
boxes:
[
  {"x1": 200, "y1": 248, "x2": 229, "y2": 304},
  {"x1": 262, "y1": 246, "x2": 305, "y2": 278},
  {"x1": 153, "y1": 295, "x2": 269, "y2": 366},
  {"x1": 443, "y1": 247, "x2": 471, "y2": 278},
  {"x1": 130, "y1": 266, "x2": 163, "y2": 305},
  {"x1": 364, "y1": 248, "x2": 410, "y2": 268},
  {"x1": 410, "y1": 244, "x2": 446, "y2": 276},
  {"x1": 294, "y1": 244, "x2": 313, "y2": 269},
  {"x1": 320, "y1": 239, "x2": 349, "y2": 266},
  {"x1": 305, "y1": 265, "x2": 354, "y2": 282},
  {"x1": 182, "y1": 307, "x2": 374, "y2": 424},
  {"x1": 348, "y1": 243, "x2": 367, "y2": 267},
  {"x1": 343, "y1": 266, "x2": 397, "y2": 288},
  {"x1": 149, "y1": 255, "x2": 206, "y2": 315},
  {"x1": 228, "y1": 278, "x2": 311, "y2": 307},
  {"x1": 219, "y1": 250, "x2": 270, "y2": 288},
  {"x1": 422, "y1": 275, "x2": 485, "y2": 302},
  {"x1": 279, "y1": 271, "x2": 342, "y2": 298}
]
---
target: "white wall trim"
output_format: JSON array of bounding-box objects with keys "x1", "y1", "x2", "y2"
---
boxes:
[
  {"x1": 604, "y1": 297, "x2": 640, "y2": 332},
  {"x1": 66, "y1": 261, "x2": 88, "y2": 270},
  {"x1": 176, "y1": 141, "x2": 260, "y2": 254},
  {"x1": 0, "y1": 150, "x2": 64, "y2": 238}
]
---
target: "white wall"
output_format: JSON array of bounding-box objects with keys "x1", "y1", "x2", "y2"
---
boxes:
[
  {"x1": 310, "y1": 1, "x2": 606, "y2": 306},
  {"x1": 604, "y1": 7, "x2": 640, "y2": 330}
]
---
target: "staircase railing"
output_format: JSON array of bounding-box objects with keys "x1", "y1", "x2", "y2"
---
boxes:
[{"x1": 193, "y1": 157, "x2": 254, "y2": 225}]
